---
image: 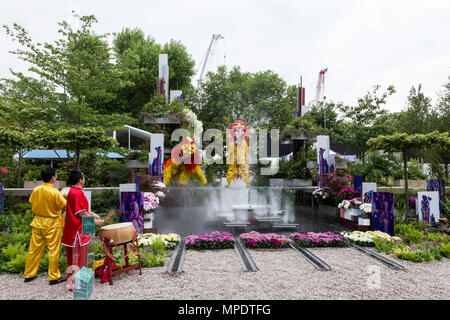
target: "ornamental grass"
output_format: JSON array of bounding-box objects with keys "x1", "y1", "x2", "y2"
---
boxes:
[
  {"x1": 239, "y1": 231, "x2": 291, "y2": 249},
  {"x1": 185, "y1": 231, "x2": 235, "y2": 250},
  {"x1": 290, "y1": 232, "x2": 346, "y2": 247}
]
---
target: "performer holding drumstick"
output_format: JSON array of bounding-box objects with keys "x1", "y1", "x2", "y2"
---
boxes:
[{"x1": 61, "y1": 169, "x2": 104, "y2": 291}]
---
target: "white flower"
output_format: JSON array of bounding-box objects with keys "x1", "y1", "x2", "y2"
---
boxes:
[{"x1": 156, "y1": 191, "x2": 166, "y2": 199}]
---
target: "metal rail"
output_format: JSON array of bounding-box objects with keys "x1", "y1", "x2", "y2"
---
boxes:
[
  {"x1": 289, "y1": 242, "x2": 332, "y2": 271},
  {"x1": 166, "y1": 239, "x2": 186, "y2": 274},
  {"x1": 234, "y1": 238, "x2": 258, "y2": 272},
  {"x1": 347, "y1": 243, "x2": 406, "y2": 270}
]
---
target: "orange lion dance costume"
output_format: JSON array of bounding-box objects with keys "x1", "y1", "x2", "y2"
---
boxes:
[
  {"x1": 226, "y1": 120, "x2": 251, "y2": 188},
  {"x1": 163, "y1": 137, "x2": 207, "y2": 186}
]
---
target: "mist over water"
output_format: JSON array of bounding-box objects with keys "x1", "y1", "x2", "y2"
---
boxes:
[{"x1": 153, "y1": 181, "x2": 299, "y2": 236}]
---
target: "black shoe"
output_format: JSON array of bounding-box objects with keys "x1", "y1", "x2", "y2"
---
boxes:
[
  {"x1": 49, "y1": 276, "x2": 67, "y2": 285},
  {"x1": 24, "y1": 276, "x2": 36, "y2": 283}
]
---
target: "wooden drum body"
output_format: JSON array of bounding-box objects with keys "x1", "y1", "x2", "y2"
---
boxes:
[{"x1": 100, "y1": 222, "x2": 136, "y2": 245}]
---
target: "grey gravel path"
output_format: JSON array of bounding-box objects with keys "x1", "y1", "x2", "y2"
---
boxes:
[{"x1": 0, "y1": 247, "x2": 448, "y2": 300}]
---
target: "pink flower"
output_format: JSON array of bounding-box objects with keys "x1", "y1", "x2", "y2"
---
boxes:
[{"x1": 0, "y1": 168, "x2": 7, "y2": 175}]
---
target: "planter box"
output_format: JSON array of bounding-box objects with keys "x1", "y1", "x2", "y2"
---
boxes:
[
  {"x1": 126, "y1": 160, "x2": 148, "y2": 168},
  {"x1": 24, "y1": 180, "x2": 66, "y2": 189},
  {"x1": 393, "y1": 180, "x2": 426, "y2": 188},
  {"x1": 269, "y1": 179, "x2": 312, "y2": 187}
]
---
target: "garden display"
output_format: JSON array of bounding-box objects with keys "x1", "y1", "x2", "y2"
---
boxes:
[
  {"x1": 290, "y1": 232, "x2": 346, "y2": 247},
  {"x1": 185, "y1": 231, "x2": 235, "y2": 250},
  {"x1": 340, "y1": 230, "x2": 398, "y2": 247},
  {"x1": 239, "y1": 231, "x2": 290, "y2": 249},
  {"x1": 376, "y1": 221, "x2": 450, "y2": 262},
  {"x1": 137, "y1": 233, "x2": 180, "y2": 250},
  {"x1": 336, "y1": 187, "x2": 359, "y2": 202},
  {"x1": 313, "y1": 186, "x2": 331, "y2": 200}
]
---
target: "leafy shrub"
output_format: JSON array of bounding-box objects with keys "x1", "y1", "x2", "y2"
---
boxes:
[
  {"x1": 6, "y1": 252, "x2": 27, "y2": 273},
  {"x1": 393, "y1": 158, "x2": 427, "y2": 180},
  {"x1": 91, "y1": 190, "x2": 120, "y2": 214},
  {"x1": 348, "y1": 154, "x2": 401, "y2": 186},
  {"x1": 275, "y1": 152, "x2": 312, "y2": 180}
]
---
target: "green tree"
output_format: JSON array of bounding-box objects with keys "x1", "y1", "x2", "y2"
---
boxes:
[
  {"x1": 339, "y1": 84, "x2": 396, "y2": 126},
  {"x1": 401, "y1": 84, "x2": 432, "y2": 134},
  {"x1": 336, "y1": 85, "x2": 396, "y2": 162},
  {"x1": 367, "y1": 131, "x2": 450, "y2": 216},
  {"x1": 303, "y1": 100, "x2": 342, "y2": 132},
  {"x1": 112, "y1": 28, "x2": 195, "y2": 117},
  {"x1": 3, "y1": 13, "x2": 131, "y2": 166},
  {"x1": 36, "y1": 127, "x2": 119, "y2": 169},
  {"x1": 0, "y1": 74, "x2": 56, "y2": 185},
  {"x1": 190, "y1": 66, "x2": 296, "y2": 131}
]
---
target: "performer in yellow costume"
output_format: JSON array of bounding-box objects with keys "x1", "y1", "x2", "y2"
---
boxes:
[
  {"x1": 24, "y1": 167, "x2": 67, "y2": 285},
  {"x1": 226, "y1": 120, "x2": 251, "y2": 188},
  {"x1": 163, "y1": 137, "x2": 207, "y2": 186}
]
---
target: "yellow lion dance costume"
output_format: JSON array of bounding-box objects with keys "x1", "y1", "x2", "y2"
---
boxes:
[
  {"x1": 163, "y1": 137, "x2": 207, "y2": 186},
  {"x1": 226, "y1": 120, "x2": 251, "y2": 188}
]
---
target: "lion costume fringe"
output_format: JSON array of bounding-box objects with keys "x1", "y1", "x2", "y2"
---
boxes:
[
  {"x1": 163, "y1": 137, "x2": 207, "y2": 186},
  {"x1": 226, "y1": 120, "x2": 251, "y2": 188}
]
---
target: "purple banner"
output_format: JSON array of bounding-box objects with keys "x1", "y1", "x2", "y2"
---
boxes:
[
  {"x1": 372, "y1": 192, "x2": 395, "y2": 236},
  {"x1": 426, "y1": 179, "x2": 445, "y2": 215},
  {"x1": 120, "y1": 191, "x2": 144, "y2": 234},
  {"x1": 354, "y1": 176, "x2": 363, "y2": 199}
]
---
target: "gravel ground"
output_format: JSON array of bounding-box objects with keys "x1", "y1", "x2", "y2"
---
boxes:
[{"x1": 0, "y1": 247, "x2": 448, "y2": 300}]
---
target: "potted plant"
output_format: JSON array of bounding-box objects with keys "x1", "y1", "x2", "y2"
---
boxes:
[
  {"x1": 338, "y1": 198, "x2": 362, "y2": 221},
  {"x1": 358, "y1": 203, "x2": 372, "y2": 226}
]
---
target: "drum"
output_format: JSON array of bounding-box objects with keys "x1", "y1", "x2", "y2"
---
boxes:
[{"x1": 100, "y1": 222, "x2": 136, "y2": 245}]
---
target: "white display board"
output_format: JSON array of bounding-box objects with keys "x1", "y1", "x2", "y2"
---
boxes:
[
  {"x1": 328, "y1": 153, "x2": 336, "y2": 174},
  {"x1": 159, "y1": 54, "x2": 169, "y2": 101},
  {"x1": 149, "y1": 133, "x2": 164, "y2": 178},
  {"x1": 170, "y1": 90, "x2": 183, "y2": 103},
  {"x1": 119, "y1": 183, "x2": 137, "y2": 193},
  {"x1": 416, "y1": 191, "x2": 440, "y2": 223},
  {"x1": 82, "y1": 190, "x2": 91, "y2": 213},
  {"x1": 316, "y1": 135, "x2": 330, "y2": 166},
  {"x1": 362, "y1": 183, "x2": 377, "y2": 203}
]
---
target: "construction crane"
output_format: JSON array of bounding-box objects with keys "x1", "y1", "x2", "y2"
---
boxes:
[
  {"x1": 197, "y1": 34, "x2": 224, "y2": 86},
  {"x1": 316, "y1": 68, "x2": 328, "y2": 102}
]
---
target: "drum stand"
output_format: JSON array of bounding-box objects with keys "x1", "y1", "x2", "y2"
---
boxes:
[{"x1": 101, "y1": 231, "x2": 142, "y2": 285}]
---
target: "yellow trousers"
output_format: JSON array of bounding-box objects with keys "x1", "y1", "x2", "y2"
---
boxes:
[{"x1": 24, "y1": 227, "x2": 62, "y2": 281}]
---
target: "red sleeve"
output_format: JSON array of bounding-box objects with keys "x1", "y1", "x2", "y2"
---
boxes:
[{"x1": 69, "y1": 189, "x2": 89, "y2": 215}]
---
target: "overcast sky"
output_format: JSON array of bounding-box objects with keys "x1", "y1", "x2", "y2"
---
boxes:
[{"x1": 1, "y1": 0, "x2": 449, "y2": 114}]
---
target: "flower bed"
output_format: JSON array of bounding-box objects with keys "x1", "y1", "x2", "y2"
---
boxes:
[
  {"x1": 185, "y1": 231, "x2": 235, "y2": 250},
  {"x1": 239, "y1": 231, "x2": 290, "y2": 249},
  {"x1": 385, "y1": 222, "x2": 450, "y2": 262},
  {"x1": 340, "y1": 231, "x2": 398, "y2": 247},
  {"x1": 290, "y1": 232, "x2": 346, "y2": 247},
  {"x1": 137, "y1": 233, "x2": 181, "y2": 250}
]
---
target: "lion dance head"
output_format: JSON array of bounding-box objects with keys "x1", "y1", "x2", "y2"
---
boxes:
[
  {"x1": 163, "y1": 136, "x2": 207, "y2": 186},
  {"x1": 226, "y1": 120, "x2": 251, "y2": 188}
]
